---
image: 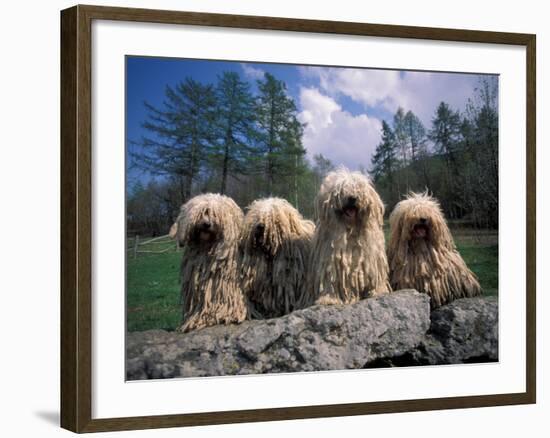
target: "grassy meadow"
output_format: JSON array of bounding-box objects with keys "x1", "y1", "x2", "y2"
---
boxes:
[{"x1": 126, "y1": 228, "x2": 498, "y2": 332}]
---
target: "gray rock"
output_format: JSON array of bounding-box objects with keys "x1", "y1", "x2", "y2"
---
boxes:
[
  {"x1": 126, "y1": 290, "x2": 431, "y2": 379},
  {"x1": 366, "y1": 295, "x2": 498, "y2": 367},
  {"x1": 126, "y1": 291, "x2": 499, "y2": 379},
  {"x1": 422, "y1": 295, "x2": 499, "y2": 364}
]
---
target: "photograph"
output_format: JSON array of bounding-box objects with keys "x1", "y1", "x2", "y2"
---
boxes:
[
  {"x1": 125, "y1": 56, "x2": 499, "y2": 380},
  {"x1": 0, "y1": 0, "x2": 543, "y2": 433},
  {"x1": 54, "y1": 3, "x2": 537, "y2": 433}
]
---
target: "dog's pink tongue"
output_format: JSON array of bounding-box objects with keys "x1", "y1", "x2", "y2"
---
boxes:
[
  {"x1": 200, "y1": 231, "x2": 211, "y2": 241},
  {"x1": 415, "y1": 227, "x2": 426, "y2": 237},
  {"x1": 345, "y1": 208, "x2": 356, "y2": 218}
]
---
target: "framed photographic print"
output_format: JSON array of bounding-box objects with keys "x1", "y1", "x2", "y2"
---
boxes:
[{"x1": 60, "y1": 4, "x2": 536, "y2": 433}]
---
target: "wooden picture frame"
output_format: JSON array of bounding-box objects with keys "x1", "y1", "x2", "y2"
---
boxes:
[{"x1": 60, "y1": 4, "x2": 536, "y2": 433}]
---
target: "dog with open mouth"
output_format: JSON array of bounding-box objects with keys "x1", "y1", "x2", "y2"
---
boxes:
[
  {"x1": 306, "y1": 168, "x2": 391, "y2": 306},
  {"x1": 240, "y1": 197, "x2": 315, "y2": 318},
  {"x1": 169, "y1": 193, "x2": 246, "y2": 332},
  {"x1": 387, "y1": 192, "x2": 482, "y2": 308}
]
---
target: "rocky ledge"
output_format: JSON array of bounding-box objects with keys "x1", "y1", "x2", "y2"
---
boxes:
[{"x1": 126, "y1": 290, "x2": 498, "y2": 380}]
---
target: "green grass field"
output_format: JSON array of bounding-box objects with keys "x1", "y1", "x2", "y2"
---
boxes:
[{"x1": 126, "y1": 229, "x2": 498, "y2": 332}]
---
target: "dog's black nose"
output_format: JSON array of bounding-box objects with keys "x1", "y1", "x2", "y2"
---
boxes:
[
  {"x1": 201, "y1": 222, "x2": 211, "y2": 229},
  {"x1": 419, "y1": 218, "x2": 427, "y2": 224},
  {"x1": 347, "y1": 196, "x2": 357, "y2": 205}
]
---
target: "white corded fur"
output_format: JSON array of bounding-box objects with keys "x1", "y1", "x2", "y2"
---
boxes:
[
  {"x1": 306, "y1": 168, "x2": 391, "y2": 306},
  {"x1": 388, "y1": 192, "x2": 482, "y2": 308},
  {"x1": 240, "y1": 197, "x2": 315, "y2": 318},
  {"x1": 170, "y1": 193, "x2": 246, "y2": 332}
]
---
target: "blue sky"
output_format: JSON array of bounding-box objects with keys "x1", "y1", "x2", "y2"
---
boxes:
[{"x1": 127, "y1": 56, "x2": 496, "y2": 181}]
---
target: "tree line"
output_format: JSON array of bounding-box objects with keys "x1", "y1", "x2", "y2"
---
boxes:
[
  {"x1": 128, "y1": 71, "x2": 333, "y2": 235},
  {"x1": 127, "y1": 70, "x2": 498, "y2": 236},
  {"x1": 370, "y1": 76, "x2": 498, "y2": 228}
]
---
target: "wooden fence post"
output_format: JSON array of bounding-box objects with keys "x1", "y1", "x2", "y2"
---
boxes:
[{"x1": 133, "y1": 235, "x2": 139, "y2": 259}]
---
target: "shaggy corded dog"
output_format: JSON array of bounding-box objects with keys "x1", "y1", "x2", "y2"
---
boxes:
[
  {"x1": 240, "y1": 197, "x2": 315, "y2": 318},
  {"x1": 307, "y1": 168, "x2": 391, "y2": 306},
  {"x1": 387, "y1": 192, "x2": 482, "y2": 308},
  {"x1": 169, "y1": 193, "x2": 246, "y2": 332}
]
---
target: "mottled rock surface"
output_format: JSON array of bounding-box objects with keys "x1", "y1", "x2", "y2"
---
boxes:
[
  {"x1": 126, "y1": 291, "x2": 498, "y2": 380},
  {"x1": 127, "y1": 290, "x2": 429, "y2": 379},
  {"x1": 367, "y1": 295, "x2": 498, "y2": 367}
]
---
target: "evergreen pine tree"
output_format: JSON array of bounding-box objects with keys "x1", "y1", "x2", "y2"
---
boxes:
[
  {"x1": 210, "y1": 72, "x2": 257, "y2": 194},
  {"x1": 254, "y1": 73, "x2": 304, "y2": 195},
  {"x1": 132, "y1": 78, "x2": 217, "y2": 202},
  {"x1": 428, "y1": 101, "x2": 463, "y2": 218},
  {"x1": 370, "y1": 120, "x2": 398, "y2": 190}
]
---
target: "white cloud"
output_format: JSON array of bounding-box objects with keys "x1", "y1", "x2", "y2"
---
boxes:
[
  {"x1": 396, "y1": 71, "x2": 478, "y2": 124},
  {"x1": 299, "y1": 88, "x2": 341, "y2": 132},
  {"x1": 240, "y1": 64, "x2": 265, "y2": 80},
  {"x1": 298, "y1": 87, "x2": 382, "y2": 170},
  {"x1": 303, "y1": 67, "x2": 402, "y2": 111},
  {"x1": 300, "y1": 66, "x2": 481, "y2": 126}
]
